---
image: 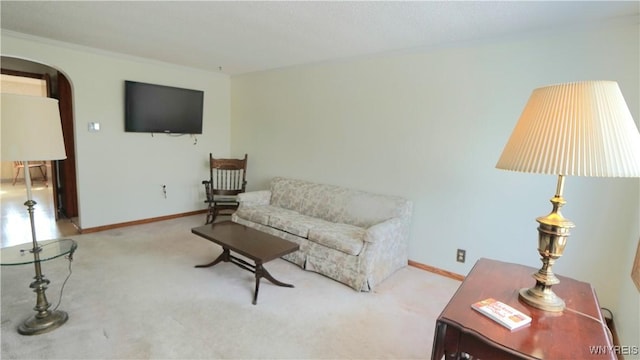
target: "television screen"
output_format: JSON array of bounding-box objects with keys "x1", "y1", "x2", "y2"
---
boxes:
[{"x1": 125, "y1": 81, "x2": 204, "y2": 134}]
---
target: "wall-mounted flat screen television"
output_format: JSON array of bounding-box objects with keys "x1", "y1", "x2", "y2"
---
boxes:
[{"x1": 125, "y1": 80, "x2": 204, "y2": 134}]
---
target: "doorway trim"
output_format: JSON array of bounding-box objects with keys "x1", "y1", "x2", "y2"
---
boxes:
[{"x1": 1, "y1": 60, "x2": 79, "y2": 226}]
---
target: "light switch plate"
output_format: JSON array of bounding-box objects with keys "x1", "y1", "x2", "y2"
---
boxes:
[{"x1": 88, "y1": 122, "x2": 101, "y2": 132}]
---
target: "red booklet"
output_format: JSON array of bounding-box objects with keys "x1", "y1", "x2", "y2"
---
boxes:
[{"x1": 471, "y1": 298, "x2": 532, "y2": 331}]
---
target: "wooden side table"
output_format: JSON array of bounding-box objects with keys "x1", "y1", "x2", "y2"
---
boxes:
[{"x1": 431, "y1": 258, "x2": 616, "y2": 360}]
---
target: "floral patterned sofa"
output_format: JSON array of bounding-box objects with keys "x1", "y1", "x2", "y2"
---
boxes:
[{"x1": 231, "y1": 177, "x2": 413, "y2": 291}]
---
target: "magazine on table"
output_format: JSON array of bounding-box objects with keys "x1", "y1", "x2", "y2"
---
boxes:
[{"x1": 471, "y1": 298, "x2": 532, "y2": 331}]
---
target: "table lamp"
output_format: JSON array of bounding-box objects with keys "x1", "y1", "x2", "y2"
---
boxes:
[
  {"x1": 1, "y1": 93, "x2": 68, "y2": 334},
  {"x1": 496, "y1": 81, "x2": 640, "y2": 312}
]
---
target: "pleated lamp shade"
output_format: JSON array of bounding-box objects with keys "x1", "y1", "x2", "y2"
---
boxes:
[
  {"x1": 496, "y1": 81, "x2": 640, "y2": 177},
  {"x1": 1, "y1": 93, "x2": 67, "y2": 161}
]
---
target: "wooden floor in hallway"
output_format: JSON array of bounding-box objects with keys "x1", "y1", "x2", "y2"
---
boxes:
[{"x1": 1, "y1": 180, "x2": 79, "y2": 248}]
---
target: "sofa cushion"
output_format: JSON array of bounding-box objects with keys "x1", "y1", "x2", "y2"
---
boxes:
[
  {"x1": 235, "y1": 205, "x2": 295, "y2": 226},
  {"x1": 269, "y1": 177, "x2": 410, "y2": 228},
  {"x1": 270, "y1": 177, "x2": 313, "y2": 212},
  {"x1": 307, "y1": 222, "x2": 366, "y2": 256},
  {"x1": 341, "y1": 192, "x2": 411, "y2": 228},
  {"x1": 298, "y1": 183, "x2": 349, "y2": 222},
  {"x1": 268, "y1": 212, "x2": 324, "y2": 238}
]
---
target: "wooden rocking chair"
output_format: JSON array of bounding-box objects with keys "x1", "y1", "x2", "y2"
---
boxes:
[{"x1": 202, "y1": 154, "x2": 248, "y2": 224}]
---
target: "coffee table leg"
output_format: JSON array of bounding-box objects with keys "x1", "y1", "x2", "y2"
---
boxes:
[
  {"x1": 253, "y1": 263, "x2": 294, "y2": 305},
  {"x1": 195, "y1": 248, "x2": 230, "y2": 268},
  {"x1": 261, "y1": 267, "x2": 294, "y2": 288},
  {"x1": 253, "y1": 266, "x2": 261, "y2": 305}
]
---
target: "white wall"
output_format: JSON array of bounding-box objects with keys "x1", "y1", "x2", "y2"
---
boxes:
[
  {"x1": 231, "y1": 20, "x2": 639, "y2": 348},
  {"x1": 1, "y1": 33, "x2": 231, "y2": 229},
  {"x1": 2, "y1": 18, "x2": 638, "y2": 352}
]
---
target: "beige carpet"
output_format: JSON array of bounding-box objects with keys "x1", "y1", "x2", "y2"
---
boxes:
[{"x1": 1, "y1": 215, "x2": 461, "y2": 359}]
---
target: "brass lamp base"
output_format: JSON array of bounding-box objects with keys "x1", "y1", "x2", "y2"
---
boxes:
[
  {"x1": 520, "y1": 175, "x2": 574, "y2": 313},
  {"x1": 18, "y1": 310, "x2": 68, "y2": 336},
  {"x1": 519, "y1": 286, "x2": 565, "y2": 312},
  {"x1": 19, "y1": 197, "x2": 71, "y2": 336}
]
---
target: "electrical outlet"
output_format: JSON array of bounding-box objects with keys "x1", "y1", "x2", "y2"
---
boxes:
[{"x1": 456, "y1": 249, "x2": 466, "y2": 263}]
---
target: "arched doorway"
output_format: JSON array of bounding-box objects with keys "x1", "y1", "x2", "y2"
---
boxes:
[{"x1": 1, "y1": 57, "x2": 79, "y2": 246}]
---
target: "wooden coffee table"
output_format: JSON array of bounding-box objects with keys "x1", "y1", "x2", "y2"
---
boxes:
[{"x1": 191, "y1": 221, "x2": 299, "y2": 305}]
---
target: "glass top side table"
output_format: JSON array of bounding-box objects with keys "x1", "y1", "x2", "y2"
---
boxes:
[
  {"x1": 1, "y1": 239, "x2": 77, "y2": 266},
  {"x1": 1, "y1": 238, "x2": 77, "y2": 335}
]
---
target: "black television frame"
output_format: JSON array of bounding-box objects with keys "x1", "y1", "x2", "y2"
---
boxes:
[{"x1": 124, "y1": 80, "x2": 204, "y2": 134}]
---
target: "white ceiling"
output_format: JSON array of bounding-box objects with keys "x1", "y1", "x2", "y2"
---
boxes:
[{"x1": 1, "y1": 1, "x2": 638, "y2": 75}]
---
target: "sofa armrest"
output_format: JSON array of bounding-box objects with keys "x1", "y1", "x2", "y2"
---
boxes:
[
  {"x1": 364, "y1": 217, "x2": 405, "y2": 244},
  {"x1": 237, "y1": 190, "x2": 272, "y2": 207},
  {"x1": 358, "y1": 217, "x2": 410, "y2": 290}
]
